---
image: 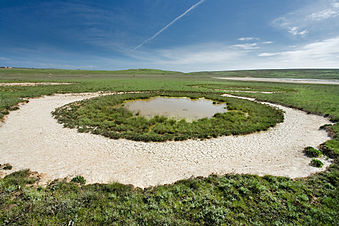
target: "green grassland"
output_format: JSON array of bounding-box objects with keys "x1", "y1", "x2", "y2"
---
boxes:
[
  {"x1": 0, "y1": 68, "x2": 183, "y2": 80},
  {"x1": 0, "y1": 68, "x2": 338, "y2": 224},
  {"x1": 197, "y1": 81, "x2": 339, "y2": 121}
]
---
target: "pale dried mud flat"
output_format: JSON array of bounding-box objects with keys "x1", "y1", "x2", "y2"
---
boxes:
[{"x1": 0, "y1": 92, "x2": 333, "y2": 188}]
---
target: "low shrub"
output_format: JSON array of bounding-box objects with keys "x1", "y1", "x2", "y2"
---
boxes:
[
  {"x1": 71, "y1": 176, "x2": 86, "y2": 184},
  {"x1": 310, "y1": 159, "x2": 324, "y2": 168},
  {"x1": 304, "y1": 147, "x2": 322, "y2": 158},
  {"x1": 3, "y1": 165, "x2": 12, "y2": 170},
  {"x1": 320, "y1": 139, "x2": 339, "y2": 159},
  {"x1": 1, "y1": 163, "x2": 13, "y2": 170}
]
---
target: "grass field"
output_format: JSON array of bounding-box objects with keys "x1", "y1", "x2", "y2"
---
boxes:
[
  {"x1": 0, "y1": 68, "x2": 338, "y2": 224},
  {"x1": 0, "y1": 68, "x2": 183, "y2": 80}
]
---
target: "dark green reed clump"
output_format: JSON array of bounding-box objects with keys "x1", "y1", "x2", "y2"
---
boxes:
[
  {"x1": 52, "y1": 92, "x2": 284, "y2": 142},
  {"x1": 71, "y1": 176, "x2": 86, "y2": 185},
  {"x1": 311, "y1": 159, "x2": 324, "y2": 168},
  {"x1": 304, "y1": 146, "x2": 322, "y2": 158}
]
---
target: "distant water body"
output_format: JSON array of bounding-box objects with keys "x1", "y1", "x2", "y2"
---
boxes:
[{"x1": 214, "y1": 77, "x2": 339, "y2": 85}]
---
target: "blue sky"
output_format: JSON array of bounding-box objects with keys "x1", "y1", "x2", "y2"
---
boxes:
[{"x1": 1, "y1": 0, "x2": 339, "y2": 72}]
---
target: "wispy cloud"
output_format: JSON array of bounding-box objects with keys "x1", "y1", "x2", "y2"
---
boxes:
[
  {"x1": 288, "y1": 26, "x2": 308, "y2": 36},
  {"x1": 258, "y1": 52, "x2": 280, "y2": 57},
  {"x1": 12, "y1": 37, "x2": 338, "y2": 72},
  {"x1": 273, "y1": 0, "x2": 339, "y2": 37},
  {"x1": 238, "y1": 37, "x2": 259, "y2": 41},
  {"x1": 308, "y1": 1, "x2": 339, "y2": 21},
  {"x1": 257, "y1": 36, "x2": 339, "y2": 67},
  {"x1": 125, "y1": 36, "x2": 339, "y2": 72},
  {"x1": 232, "y1": 43, "x2": 259, "y2": 50},
  {"x1": 134, "y1": 0, "x2": 206, "y2": 49},
  {"x1": 156, "y1": 44, "x2": 242, "y2": 65},
  {"x1": 273, "y1": 17, "x2": 308, "y2": 37},
  {"x1": 0, "y1": 57, "x2": 10, "y2": 61}
]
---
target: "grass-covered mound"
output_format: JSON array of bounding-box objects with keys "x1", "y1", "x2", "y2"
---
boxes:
[{"x1": 52, "y1": 92, "x2": 284, "y2": 142}]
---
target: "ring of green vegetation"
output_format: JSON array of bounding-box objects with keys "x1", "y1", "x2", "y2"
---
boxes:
[{"x1": 52, "y1": 92, "x2": 284, "y2": 142}]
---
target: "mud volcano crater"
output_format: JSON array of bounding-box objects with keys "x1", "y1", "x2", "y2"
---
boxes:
[{"x1": 52, "y1": 92, "x2": 284, "y2": 142}]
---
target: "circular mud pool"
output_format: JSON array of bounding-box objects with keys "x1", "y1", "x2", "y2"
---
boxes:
[
  {"x1": 123, "y1": 96, "x2": 227, "y2": 121},
  {"x1": 52, "y1": 93, "x2": 284, "y2": 142},
  {"x1": 0, "y1": 92, "x2": 333, "y2": 188}
]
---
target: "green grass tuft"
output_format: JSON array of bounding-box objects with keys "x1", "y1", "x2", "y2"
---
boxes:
[
  {"x1": 304, "y1": 147, "x2": 322, "y2": 158},
  {"x1": 71, "y1": 176, "x2": 86, "y2": 185},
  {"x1": 311, "y1": 159, "x2": 324, "y2": 168}
]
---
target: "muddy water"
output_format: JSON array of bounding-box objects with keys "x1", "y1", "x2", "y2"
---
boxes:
[{"x1": 123, "y1": 96, "x2": 227, "y2": 121}]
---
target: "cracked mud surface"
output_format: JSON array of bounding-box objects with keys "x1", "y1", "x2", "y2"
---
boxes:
[{"x1": 0, "y1": 92, "x2": 332, "y2": 188}]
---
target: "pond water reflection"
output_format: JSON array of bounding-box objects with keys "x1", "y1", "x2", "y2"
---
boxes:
[{"x1": 123, "y1": 96, "x2": 227, "y2": 121}]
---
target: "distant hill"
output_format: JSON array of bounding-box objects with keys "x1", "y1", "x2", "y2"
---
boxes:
[
  {"x1": 0, "y1": 68, "x2": 181, "y2": 75},
  {"x1": 2, "y1": 68, "x2": 339, "y2": 80},
  {"x1": 190, "y1": 69, "x2": 339, "y2": 79},
  {"x1": 0, "y1": 68, "x2": 183, "y2": 80},
  {"x1": 111, "y1": 69, "x2": 182, "y2": 74}
]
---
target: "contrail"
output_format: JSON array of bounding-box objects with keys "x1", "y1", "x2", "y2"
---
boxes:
[{"x1": 135, "y1": 0, "x2": 206, "y2": 50}]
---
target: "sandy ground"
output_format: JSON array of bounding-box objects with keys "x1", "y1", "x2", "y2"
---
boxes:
[
  {"x1": 0, "y1": 82, "x2": 73, "y2": 86},
  {"x1": 0, "y1": 93, "x2": 332, "y2": 188},
  {"x1": 214, "y1": 77, "x2": 339, "y2": 85}
]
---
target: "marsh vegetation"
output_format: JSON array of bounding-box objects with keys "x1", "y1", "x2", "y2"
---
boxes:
[{"x1": 52, "y1": 92, "x2": 283, "y2": 142}]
